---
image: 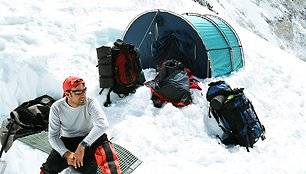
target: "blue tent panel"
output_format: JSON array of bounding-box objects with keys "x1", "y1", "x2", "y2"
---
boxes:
[
  {"x1": 123, "y1": 9, "x2": 244, "y2": 79},
  {"x1": 208, "y1": 15, "x2": 244, "y2": 73},
  {"x1": 209, "y1": 16, "x2": 240, "y2": 47},
  {"x1": 184, "y1": 15, "x2": 229, "y2": 50},
  {"x1": 209, "y1": 50, "x2": 232, "y2": 77}
]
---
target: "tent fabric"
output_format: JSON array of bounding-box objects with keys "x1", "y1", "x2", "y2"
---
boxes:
[{"x1": 123, "y1": 9, "x2": 244, "y2": 79}]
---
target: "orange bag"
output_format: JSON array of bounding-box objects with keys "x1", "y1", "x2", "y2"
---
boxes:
[{"x1": 95, "y1": 142, "x2": 121, "y2": 174}]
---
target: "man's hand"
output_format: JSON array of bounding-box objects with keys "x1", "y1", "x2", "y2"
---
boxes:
[
  {"x1": 73, "y1": 144, "x2": 85, "y2": 168},
  {"x1": 63, "y1": 151, "x2": 75, "y2": 166}
]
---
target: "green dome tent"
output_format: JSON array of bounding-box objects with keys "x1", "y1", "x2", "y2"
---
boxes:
[{"x1": 123, "y1": 9, "x2": 244, "y2": 79}]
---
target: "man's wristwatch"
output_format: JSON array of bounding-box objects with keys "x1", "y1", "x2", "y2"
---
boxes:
[{"x1": 80, "y1": 140, "x2": 89, "y2": 148}]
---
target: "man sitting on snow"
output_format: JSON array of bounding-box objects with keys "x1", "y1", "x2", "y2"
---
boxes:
[{"x1": 40, "y1": 76, "x2": 111, "y2": 174}]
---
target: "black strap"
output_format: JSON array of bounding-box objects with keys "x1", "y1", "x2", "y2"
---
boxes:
[
  {"x1": 104, "y1": 88, "x2": 113, "y2": 107},
  {"x1": 99, "y1": 88, "x2": 105, "y2": 95},
  {"x1": 116, "y1": 93, "x2": 128, "y2": 98},
  {"x1": 208, "y1": 107, "x2": 211, "y2": 118},
  {"x1": 209, "y1": 107, "x2": 220, "y2": 124},
  {"x1": 209, "y1": 107, "x2": 233, "y2": 137},
  {"x1": 0, "y1": 120, "x2": 14, "y2": 158},
  {"x1": 250, "y1": 100, "x2": 266, "y2": 140}
]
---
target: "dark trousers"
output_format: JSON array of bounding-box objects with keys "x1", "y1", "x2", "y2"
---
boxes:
[{"x1": 41, "y1": 134, "x2": 108, "y2": 174}]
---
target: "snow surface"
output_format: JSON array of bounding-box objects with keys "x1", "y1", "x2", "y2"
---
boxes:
[{"x1": 0, "y1": 0, "x2": 306, "y2": 173}]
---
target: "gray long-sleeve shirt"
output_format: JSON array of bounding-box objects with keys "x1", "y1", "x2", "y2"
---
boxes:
[{"x1": 48, "y1": 96, "x2": 109, "y2": 156}]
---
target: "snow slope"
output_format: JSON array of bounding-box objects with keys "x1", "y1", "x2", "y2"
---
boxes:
[{"x1": 0, "y1": 0, "x2": 306, "y2": 173}]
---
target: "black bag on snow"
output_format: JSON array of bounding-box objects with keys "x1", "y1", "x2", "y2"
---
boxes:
[
  {"x1": 0, "y1": 95, "x2": 55, "y2": 155},
  {"x1": 206, "y1": 81, "x2": 265, "y2": 151},
  {"x1": 145, "y1": 59, "x2": 200, "y2": 108},
  {"x1": 96, "y1": 39, "x2": 145, "y2": 107}
]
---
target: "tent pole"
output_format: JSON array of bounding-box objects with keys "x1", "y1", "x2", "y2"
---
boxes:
[{"x1": 138, "y1": 11, "x2": 159, "y2": 48}]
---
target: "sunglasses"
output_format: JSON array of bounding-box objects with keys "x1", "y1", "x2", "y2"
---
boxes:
[{"x1": 69, "y1": 87, "x2": 87, "y2": 95}]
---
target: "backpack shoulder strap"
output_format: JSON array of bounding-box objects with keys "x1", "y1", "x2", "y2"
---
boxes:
[
  {"x1": 99, "y1": 88, "x2": 106, "y2": 95},
  {"x1": 210, "y1": 108, "x2": 237, "y2": 145},
  {"x1": 209, "y1": 107, "x2": 233, "y2": 137},
  {"x1": 122, "y1": 44, "x2": 132, "y2": 64},
  {"x1": 104, "y1": 88, "x2": 113, "y2": 107}
]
